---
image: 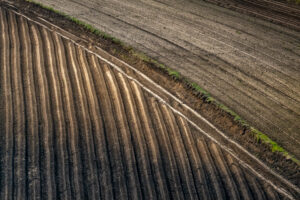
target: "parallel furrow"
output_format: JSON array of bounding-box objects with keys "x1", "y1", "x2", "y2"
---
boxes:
[
  {"x1": 225, "y1": 154, "x2": 253, "y2": 199},
  {"x1": 129, "y1": 80, "x2": 169, "y2": 199},
  {"x1": 66, "y1": 39, "x2": 97, "y2": 199},
  {"x1": 30, "y1": 23, "x2": 56, "y2": 199},
  {"x1": 102, "y1": 63, "x2": 139, "y2": 199},
  {"x1": 159, "y1": 104, "x2": 198, "y2": 199},
  {"x1": 244, "y1": 172, "x2": 267, "y2": 200},
  {"x1": 147, "y1": 97, "x2": 185, "y2": 199},
  {"x1": 18, "y1": 14, "x2": 41, "y2": 200},
  {"x1": 0, "y1": 7, "x2": 295, "y2": 199},
  {"x1": 0, "y1": 8, "x2": 13, "y2": 200},
  {"x1": 194, "y1": 137, "x2": 227, "y2": 199},
  {"x1": 53, "y1": 34, "x2": 83, "y2": 200},
  {"x1": 209, "y1": 143, "x2": 240, "y2": 199},
  {"x1": 8, "y1": 10, "x2": 26, "y2": 200},
  {"x1": 175, "y1": 116, "x2": 211, "y2": 200},
  {"x1": 76, "y1": 46, "x2": 102, "y2": 200},
  {"x1": 114, "y1": 71, "x2": 151, "y2": 200},
  {"x1": 87, "y1": 54, "x2": 114, "y2": 200},
  {"x1": 89, "y1": 57, "x2": 127, "y2": 200},
  {"x1": 43, "y1": 27, "x2": 72, "y2": 200}
]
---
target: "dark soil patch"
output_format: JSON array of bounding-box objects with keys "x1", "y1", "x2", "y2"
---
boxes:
[{"x1": 3, "y1": 0, "x2": 300, "y2": 187}]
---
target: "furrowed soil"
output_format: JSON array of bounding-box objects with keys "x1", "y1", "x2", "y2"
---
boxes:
[
  {"x1": 0, "y1": 1, "x2": 300, "y2": 199},
  {"x1": 27, "y1": 0, "x2": 300, "y2": 159}
]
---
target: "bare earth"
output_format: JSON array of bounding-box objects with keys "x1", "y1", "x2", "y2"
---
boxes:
[
  {"x1": 31, "y1": 0, "x2": 300, "y2": 158},
  {"x1": 2, "y1": 5, "x2": 299, "y2": 199}
]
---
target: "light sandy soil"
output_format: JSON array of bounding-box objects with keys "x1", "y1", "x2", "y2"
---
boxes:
[
  {"x1": 31, "y1": 0, "x2": 300, "y2": 158},
  {"x1": 0, "y1": 6, "x2": 298, "y2": 199}
]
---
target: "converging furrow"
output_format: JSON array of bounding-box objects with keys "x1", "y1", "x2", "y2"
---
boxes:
[{"x1": 0, "y1": 7, "x2": 294, "y2": 199}]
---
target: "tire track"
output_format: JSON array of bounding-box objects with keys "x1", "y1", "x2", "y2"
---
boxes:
[
  {"x1": 94, "y1": 0, "x2": 300, "y2": 81},
  {"x1": 36, "y1": 0, "x2": 300, "y2": 157},
  {"x1": 65, "y1": 18, "x2": 300, "y2": 144},
  {"x1": 0, "y1": 7, "x2": 298, "y2": 199}
]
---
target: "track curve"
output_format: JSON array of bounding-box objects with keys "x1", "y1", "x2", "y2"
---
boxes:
[
  {"x1": 28, "y1": 0, "x2": 300, "y2": 158},
  {"x1": 0, "y1": 6, "x2": 299, "y2": 200}
]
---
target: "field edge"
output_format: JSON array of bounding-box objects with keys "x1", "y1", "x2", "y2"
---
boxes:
[{"x1": 5, "y1": 0, "x2": 298, "y2": 176}]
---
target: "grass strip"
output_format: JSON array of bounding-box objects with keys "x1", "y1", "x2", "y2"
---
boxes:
[{"x1": 26, "y1": 0, "x2": 300, "y2": 165}]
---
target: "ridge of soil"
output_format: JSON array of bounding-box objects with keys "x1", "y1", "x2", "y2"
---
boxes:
[
  {"x1": 205, "y1": 0, "x2": 300, "y2": 31},
  {"x1": 3, "y1": 0, "x2": 300, "y2": 187}
]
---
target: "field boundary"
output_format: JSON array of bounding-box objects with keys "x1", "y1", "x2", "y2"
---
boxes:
[
  {"x1": 19, "y1": 0, "x2": 300, "y2": 166},
  {"x1": 2, "y1": 0, "x2": 299, "y2": 196}
]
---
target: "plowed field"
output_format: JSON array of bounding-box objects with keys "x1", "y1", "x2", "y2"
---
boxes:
[
  {"x1": 0, "y1": 6, "x2": 298, "y2": 200},
  {"x1": 30, "y1": 0, "x2": 300, "y2": 158}
]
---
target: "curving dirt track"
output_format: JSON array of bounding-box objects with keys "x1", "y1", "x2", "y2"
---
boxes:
[
  {"x1": 29, "y1": 0, "x2": 300, "y2": 158},
  {"x1": 0, "y1": 6, "x2": 299, "y2": 199}
]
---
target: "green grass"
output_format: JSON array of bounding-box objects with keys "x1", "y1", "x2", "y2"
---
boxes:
[{"x1": 26, "y1": 0, "x2": 300, "y2": 166}]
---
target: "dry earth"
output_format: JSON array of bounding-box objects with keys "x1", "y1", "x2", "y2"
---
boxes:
[
  {"x1": 0, "y1": 5, "x2": 299, "y2": 199},
  {"x1": 29, "y1": 0, "x2": 300, "y2": 158}
]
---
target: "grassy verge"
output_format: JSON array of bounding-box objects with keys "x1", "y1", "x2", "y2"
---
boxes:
[{"x1": 26, "y1": 0, "x2": 300, "y2": 166}]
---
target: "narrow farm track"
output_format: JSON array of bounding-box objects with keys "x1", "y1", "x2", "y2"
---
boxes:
[
  {"x1": 0, "y1": 7, "x2": 299, "y2": 199},
  {"x1": 30, "y1": 0, "x2": 300, "y2": 158}
]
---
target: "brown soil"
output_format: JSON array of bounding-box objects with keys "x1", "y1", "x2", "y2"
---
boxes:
[
  {"x1": 21, "y1": 0, "x2": 300, "y2": 160},
  {"x1": 205, "y1": 0, "x2": 300, "y2": 31},
  {"x1": 0, "y1": 0, "x2": 299, "y2": 199}
]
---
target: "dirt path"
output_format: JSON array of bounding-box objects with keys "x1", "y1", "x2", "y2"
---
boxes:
[
  {"x1": 30, "y1": 0, "x2": 300, "y2": 158},
  {"x1": 0, "y1": 6, "x2": 299, "y2": 199}
]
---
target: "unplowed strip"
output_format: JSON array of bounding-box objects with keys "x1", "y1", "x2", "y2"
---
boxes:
[{"x1": 0, "y1": 7, "x2": 297, "y2": 199}]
